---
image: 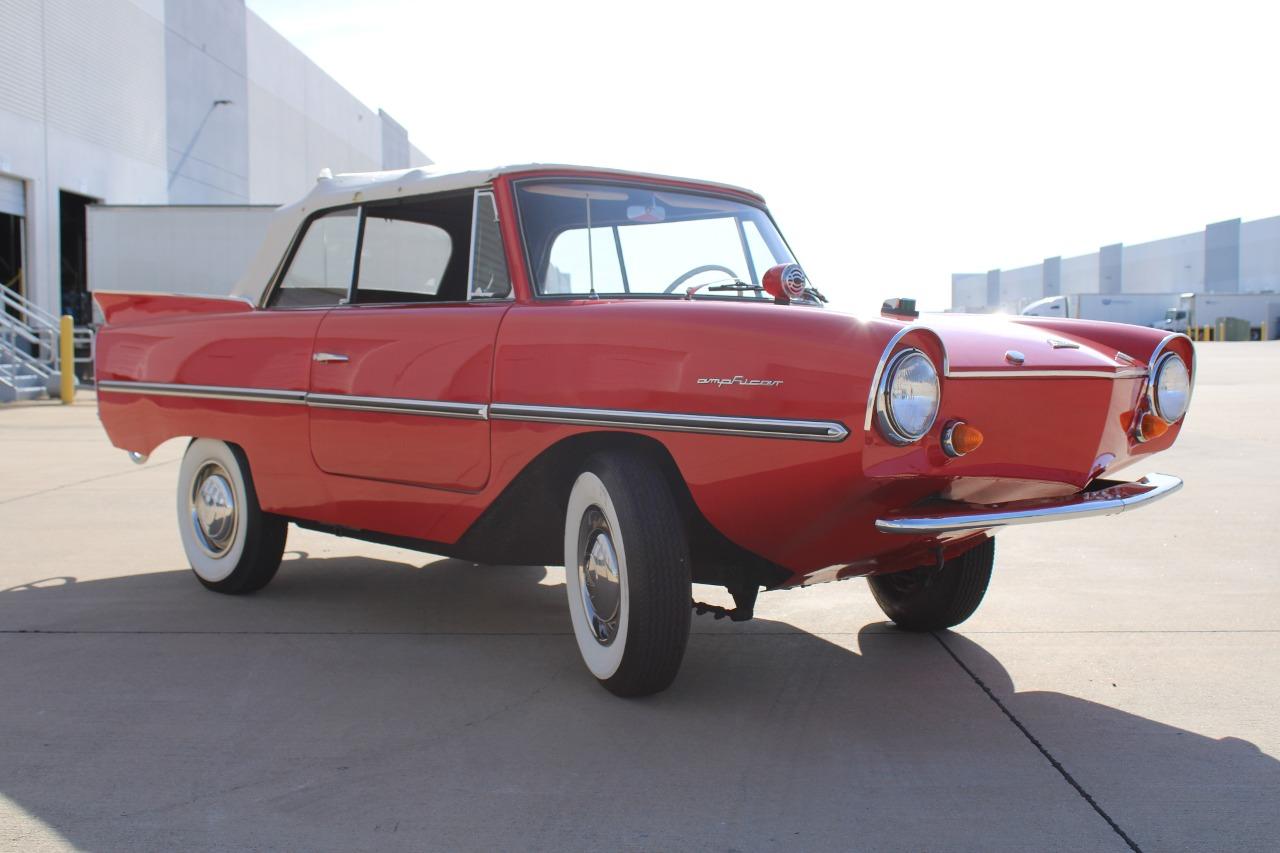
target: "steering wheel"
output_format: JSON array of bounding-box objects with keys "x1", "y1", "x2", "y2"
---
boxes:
[{"x1": 663, "y1": 264, "x2": 740, "y2": 294}]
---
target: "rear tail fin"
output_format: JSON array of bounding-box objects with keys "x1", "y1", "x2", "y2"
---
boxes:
[{"x1": 94, "y1": 292, "x2": 255, "y2": 326}]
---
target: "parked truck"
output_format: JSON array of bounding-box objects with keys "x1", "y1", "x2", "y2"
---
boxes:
[
  {"x1": 1021, "y1": 293, "x2": 1181, "y2": 327},
  {"x1": 1159, "y1": 292, "x2": 1280, "y2": 339}
]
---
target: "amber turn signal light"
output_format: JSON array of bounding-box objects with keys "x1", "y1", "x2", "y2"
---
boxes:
[
  {"x1": 1139, "y1": 413, "x2": 1169, "y2": 441},
  {"x1": 942, "y1": 421, "x2": 984, "y2": 457}
]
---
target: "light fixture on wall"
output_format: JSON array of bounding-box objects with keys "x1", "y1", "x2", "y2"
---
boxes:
[{"x1": 168, "y1": 99, "x2": 234, "y2": 191}]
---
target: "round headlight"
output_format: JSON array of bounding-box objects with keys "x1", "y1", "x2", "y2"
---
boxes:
[
  {"x1": 876, "y1": 349, "x2": 940, "y2": 444},
  {"x1": 1151, "y1": 352, "x2": 1190, "y2": 423}
]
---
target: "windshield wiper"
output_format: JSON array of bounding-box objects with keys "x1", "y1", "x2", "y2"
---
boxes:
[
  {"x1": 683, "y1": 280, "x2": 766, "y2": 299},
  {"x1": 684, "y1": 278, "x2": 828, "y2": 304}
]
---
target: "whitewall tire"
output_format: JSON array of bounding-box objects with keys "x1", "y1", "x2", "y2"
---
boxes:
[
  {"x1": 563, "y1": 451, "x2": 691, "y2": 697},
  {"x1": 177, "y1": 438, "x2": 287, "y2": 594}
]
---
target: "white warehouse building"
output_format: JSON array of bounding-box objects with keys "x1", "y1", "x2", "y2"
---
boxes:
[
  {"x1": 952, "y1": 215, "x2": 1280, "y2": 314},
  {"x1": 0, "y1": 0, "x2": 429, "y2": 325}
]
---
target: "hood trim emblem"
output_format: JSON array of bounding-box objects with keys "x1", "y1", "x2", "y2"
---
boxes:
[
  {"x1": 698, "y1": 375, "x2": 784, "y2": 388},
  {"x1": 1047, "y1": 337, "x2": 1080, "y2": 349}
]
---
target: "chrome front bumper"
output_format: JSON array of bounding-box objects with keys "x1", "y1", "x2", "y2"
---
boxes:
[{"x1": 875, "y1": 473, "x2": 1183, "y2": 535}]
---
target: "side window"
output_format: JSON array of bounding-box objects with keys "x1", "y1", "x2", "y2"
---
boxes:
[
  {"x1": 470, "y1": 191, "x2": 511, "y2": 299},
  {"x1": 271, "y1": 208, "x2": 358, "y2": 308},
  {"x1": 357, "y1": 215, "x2": 452, "y2": 301},
  {"x1": 352, "y1": 193, "x2": 473, "y2": 303}
]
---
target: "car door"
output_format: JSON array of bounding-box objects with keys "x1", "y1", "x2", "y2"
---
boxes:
[{"x1": 307, "y1": 189, "x2": 513, "y2": 491}]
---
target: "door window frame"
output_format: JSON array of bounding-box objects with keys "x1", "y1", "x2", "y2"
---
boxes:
[
  {"x1": 466, "y1": 189, "x2": 514, "y2": 303},
  {"x1": 262, "y1": 202, "x2": 361, "y2": 310},
  {"x1": 264, "y1": 188, "x2": 514, "y2": 311}
]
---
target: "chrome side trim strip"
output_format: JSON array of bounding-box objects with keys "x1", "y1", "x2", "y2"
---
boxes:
[
  {"x1": 98, "y1": 380, "x2": 838, "y2": 438},
  {"x1": 875, "y1": 473, "x2": 1182, "y2": 535},
  {"x1": 944, "y1": 367, "x2": 1148, "y2": 379},
  {"x1": 489, "y1": 403, "x2": 849, "y2": 442},
  {"x1": 97, "y1": 380, "x2": 306, "y2": 405},
  {"x1": 99, "y1": 380, "x2": 487, "y2": 419},
  {"x1": 306, "y1": 393, "x2": 488, "y2": 420}
]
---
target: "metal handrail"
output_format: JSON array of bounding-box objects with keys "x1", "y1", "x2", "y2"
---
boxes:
[
  {"x1": 0, "y1": 311, "x2": 46, "y2": 348},
  {"x1": 1, "y1": 275, "x2": 62, "y2": 333},
  {"x1": 0, "y1": 286, "x2": 47, "y2": 325},
  {"x1": 0, "y1": 278, "x2": 97, "y2": 397},
  {"x1": 73, "y1": 326, "x2": 96, "y2": 367},
  {"x1": 0, "y1": 331, "x2": 56, "y2": 380}
]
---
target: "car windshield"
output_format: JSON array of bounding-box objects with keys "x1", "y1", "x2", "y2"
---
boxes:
[{"x1": 515, "y1": 180, "x2": 797, "y2": 298}]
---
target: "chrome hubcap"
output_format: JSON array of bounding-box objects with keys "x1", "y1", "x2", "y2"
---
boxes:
[
  {"x1": 577, "y1": 506, "x2": 621, "y2": 645},
  {"x1": 189, "y1": 462, "x2": 238, "y2": 558}
]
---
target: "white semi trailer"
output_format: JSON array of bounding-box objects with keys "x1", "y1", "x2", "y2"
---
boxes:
[
  {"x1": 1159, "y1": 292, "x2": 1280, "y2": 339},
  {"x1": 87, "y1": 205, "x2": 276, "y2": 321},
  {"x1": 1021, "y1": 293, "x2": 1181, "y2": 327}
]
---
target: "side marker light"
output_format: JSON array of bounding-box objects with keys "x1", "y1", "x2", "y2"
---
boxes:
[
  {"x1": 1138, "y1": 413, "x2": 1169, "y2": 441},
  {"x1": 942, "y1": 422, "x2": 984, "y2": 457}
]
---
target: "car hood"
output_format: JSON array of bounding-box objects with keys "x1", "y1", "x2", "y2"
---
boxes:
[{"x1": 910, "y1": 312, "x2": 1149, "y2": 377}]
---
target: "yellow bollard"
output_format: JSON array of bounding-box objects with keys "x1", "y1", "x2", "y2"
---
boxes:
[{"x1": 59, "y1": 314, "x2": 75, "y2": 404}]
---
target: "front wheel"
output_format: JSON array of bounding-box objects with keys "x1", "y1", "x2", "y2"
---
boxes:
[
  {"x1": 177, "y1": 438, "x2": 287, "y2": 594},
  {"x1": 868, "y1": 538, "x2": 995, "y2": 631},
  {"x1": 563, "y1": 451, "x2": 692, "y2": 697}
]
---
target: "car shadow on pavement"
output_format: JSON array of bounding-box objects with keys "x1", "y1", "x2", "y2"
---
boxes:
[{"x1": 0, "y1": 554, "x2": 1277, "y2": 852}]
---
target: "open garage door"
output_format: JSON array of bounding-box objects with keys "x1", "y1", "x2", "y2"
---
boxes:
[
  {"x1": 0, "y1": 175, "x2": 25, "y2": 300},
  {"x1": 0, "y1": 175, "x2": 24, "y2": 218},
  {"x1": 60, "y1": 190, "x2": 97, "y2": 327}
]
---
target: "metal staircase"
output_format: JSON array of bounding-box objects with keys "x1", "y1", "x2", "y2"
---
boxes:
[{"x1": 0, "y1": 278, "x2": 95, "y2": 403}]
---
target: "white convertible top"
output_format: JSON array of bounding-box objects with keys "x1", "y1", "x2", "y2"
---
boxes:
[{"x1": 230, "y1": 163, "x2": 764, "y2": 304}]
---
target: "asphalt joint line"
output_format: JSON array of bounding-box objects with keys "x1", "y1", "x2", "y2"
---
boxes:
[{"x1": 930, "y1": 631, "x2": 1144, "y2": 853}]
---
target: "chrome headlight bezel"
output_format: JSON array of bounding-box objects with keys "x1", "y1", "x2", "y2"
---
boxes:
[
  {"x1": 875, "y1": 348, "x2": 941, "y2": 445},
  {"x1": 1149, "y1": 352, "x2": 1190, "y2": 423}
]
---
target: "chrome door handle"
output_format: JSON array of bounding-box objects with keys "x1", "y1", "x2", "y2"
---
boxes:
[{"x1": 313, "y1": 352, "x2": 349, "y2": 363}]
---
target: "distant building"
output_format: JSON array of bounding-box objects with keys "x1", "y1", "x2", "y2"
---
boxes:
[
  {"x1": 952, "y1": 215, "x2": 1280, "y2": 314},
  {"x1": 0, "y1": 0, "x2": 429, "y2": 324}
]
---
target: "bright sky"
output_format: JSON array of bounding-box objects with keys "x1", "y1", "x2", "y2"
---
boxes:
[{"x1": 247, "y1": 0, "x2": 1280, "y2": 314}]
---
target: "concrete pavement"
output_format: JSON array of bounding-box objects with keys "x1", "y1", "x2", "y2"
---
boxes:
[{"x1": 1, "y1": 342, "x2": 1277, "y2": 852}]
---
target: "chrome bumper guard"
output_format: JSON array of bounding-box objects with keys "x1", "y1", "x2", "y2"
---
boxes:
[{"x1": 875, "y1": 473, "x2": 1183, "y2": 535}]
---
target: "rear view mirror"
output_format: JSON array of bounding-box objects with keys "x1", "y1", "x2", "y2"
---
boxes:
[{"x1": 626, "y1": 204, "x2": 665, "y2": 223}]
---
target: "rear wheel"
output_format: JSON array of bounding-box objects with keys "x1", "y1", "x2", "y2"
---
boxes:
[
  {"x1": 868, "y1": 538, "x2": 995, "y2": 631},
  {"x1": 177, "y1": 438, "x2": 287, "y2": 594},
  {"x1": 563, "y1": 451, "x2": 692, "y2": 697}
]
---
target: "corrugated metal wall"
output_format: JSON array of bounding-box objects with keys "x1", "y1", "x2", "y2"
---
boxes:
[
  {"x1": 0, "y1": 0, "x2": 46, "y2": 123},
  {"x1": 43, "y1": 0, "x2": 167, "y2": 168}
]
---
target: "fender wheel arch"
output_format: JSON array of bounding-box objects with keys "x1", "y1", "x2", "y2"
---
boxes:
[{"x1": 454, "y1": 431, "x2": 789, "y2": 590}]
